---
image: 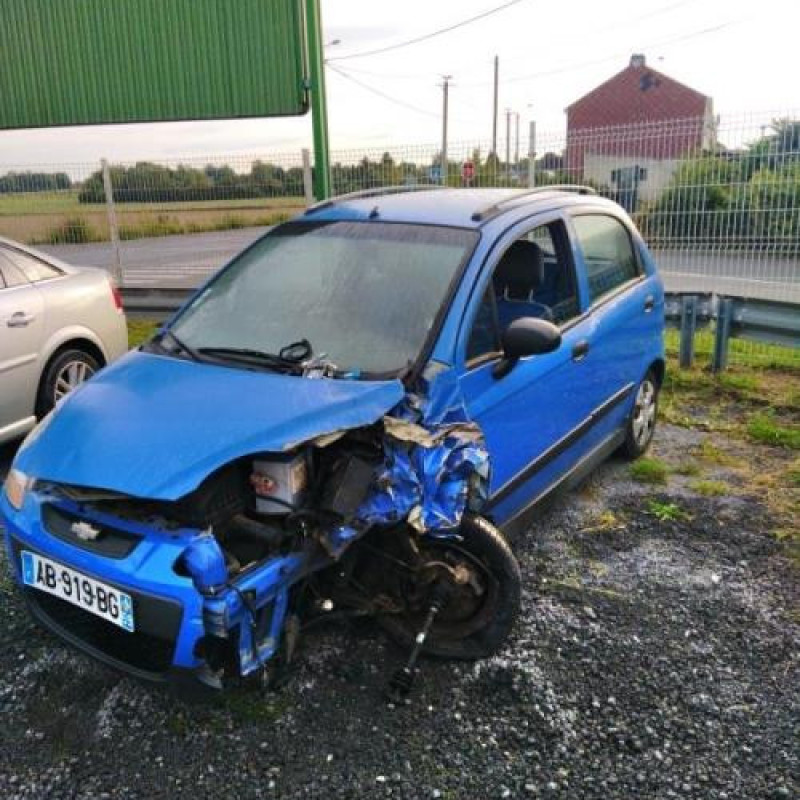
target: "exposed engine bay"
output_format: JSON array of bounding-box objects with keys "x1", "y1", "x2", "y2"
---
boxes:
[{"x1": 39, "y1": 392, "x2": 508, "y2": 696}]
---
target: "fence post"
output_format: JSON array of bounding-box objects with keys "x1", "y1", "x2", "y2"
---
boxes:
[
  {"x1": 528, "y1": 120, "x2": 536, "y2": 188},
  {"x1": 679, "y1": 294, "x2": 697, "y2": 369},
  {"x1": 301, "y1": 148, "x2": 314, "y2": 206},
  {"x1": 101, "y1": 158, "x2": 122, "y2": 286},
  {"x1": 712, "y1": 297, "x2": 733, "y2": 373}
]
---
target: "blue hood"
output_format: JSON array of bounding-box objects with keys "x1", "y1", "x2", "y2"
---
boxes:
[{"x1": 16, "y1": 350, "x2": 405, "y2": 500}]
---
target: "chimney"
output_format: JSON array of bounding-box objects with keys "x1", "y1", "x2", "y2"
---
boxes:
[{"x1": 630, "y1": 54, "x2": 646, "y2": 68}]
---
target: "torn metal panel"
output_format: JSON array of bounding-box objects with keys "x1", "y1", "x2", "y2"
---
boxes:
[{"x1": 323, "y1": 367, "x2": 490, "y2": 556}]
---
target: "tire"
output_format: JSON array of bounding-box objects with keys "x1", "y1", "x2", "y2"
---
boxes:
[
  {"x1": 36, "y1": 348, "x2": 100, "y2": 417},
  {"x1": 619, "y1": 368, "x2": 659, "y2": 460},
  {"x1": 376, "y1": 515, "x2": 521, "y2": 660}
]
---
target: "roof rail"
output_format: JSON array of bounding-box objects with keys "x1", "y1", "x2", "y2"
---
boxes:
[
  {"x1": 304, "y1": 184, "x2": 446, "y2": 215},
  {"x1": 470, "y1": 184, "x2": 597, "y2": 222}
]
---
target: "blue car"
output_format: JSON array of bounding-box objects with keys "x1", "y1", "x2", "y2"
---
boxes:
[{"x1": 2, "y1": 186, "x2": 664, "y2": 691}]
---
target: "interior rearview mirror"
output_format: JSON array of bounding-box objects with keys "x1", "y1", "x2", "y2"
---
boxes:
[{"x1": 493, "y1": 317, "x2": 562, "y2": 378}]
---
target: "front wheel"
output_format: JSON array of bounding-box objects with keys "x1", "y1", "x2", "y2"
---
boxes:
[
  {"x1": 373, "y1": 515, "x2": 521, "y2": 660},
  {"x1": 620, "y1": 369, "x2": 659, "y2": 459}
]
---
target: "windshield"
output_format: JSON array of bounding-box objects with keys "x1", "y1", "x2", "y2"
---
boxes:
[{"x1": 166, "y1": 221, "x2": 478, "y2": 375}]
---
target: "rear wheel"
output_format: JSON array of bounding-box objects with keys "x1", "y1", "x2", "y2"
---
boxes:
[
  {"x1": 36, "y1": 348, "x2": 100, "y2": 417},
  {"x1": 368, "y1": 515, "x2": 521, "y2": 660},
  {"x1": 620, "y1": 369, "x2": 659, "y2": 459}
]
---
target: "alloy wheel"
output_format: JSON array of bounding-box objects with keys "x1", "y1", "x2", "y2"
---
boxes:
[
  {"x1": 53, "y1": 359, "x2": 95, "y2": 403},
  {"x1": 631, "y1": 378, "x2": 657, "y2": 448}
]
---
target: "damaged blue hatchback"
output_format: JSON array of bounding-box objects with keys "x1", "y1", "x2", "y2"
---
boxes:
[{"x1": 2, "y1": 186, "x2": 664, "y2": 691}]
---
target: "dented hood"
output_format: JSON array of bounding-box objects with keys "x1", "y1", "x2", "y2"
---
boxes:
[{"x1": 15, "y1": 350, "x2": 405, "y2": 500}]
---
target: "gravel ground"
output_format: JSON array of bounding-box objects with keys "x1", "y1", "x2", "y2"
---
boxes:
[{"x1": 1, "y1": 424, "x2": 798, "y2": 800}]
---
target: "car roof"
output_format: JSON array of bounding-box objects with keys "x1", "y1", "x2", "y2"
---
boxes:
[{"x1": 302, "y1": 187, "x2": 621, "y2": 230}]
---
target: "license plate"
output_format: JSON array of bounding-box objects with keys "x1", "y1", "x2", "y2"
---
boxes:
[{"x1": 20, "y1": 551, "x2": 135, "y2": 632}]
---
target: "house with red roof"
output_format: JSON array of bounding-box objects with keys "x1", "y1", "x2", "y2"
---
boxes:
[{"x1": 565, "y1": 55, "x2": 715, "y2": 208}]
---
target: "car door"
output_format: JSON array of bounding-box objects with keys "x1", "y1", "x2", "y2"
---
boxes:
[
  {"x1": 457, "y1": 217, "x2": 606, "y2": 526},
  {"x1": 568, "y1": 212, "x2": 662, "y2": 417},
  {"x1": 0, "y1": 251, "x2": 45, "y2": 439}
]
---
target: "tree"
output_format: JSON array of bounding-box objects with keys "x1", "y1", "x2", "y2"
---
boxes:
[
  {"x1": 0, "y1": 171, "x2": 72, "y2": 193},
  {"x1": 639, "y1": 118, "x2": 800, "y2": 251}
]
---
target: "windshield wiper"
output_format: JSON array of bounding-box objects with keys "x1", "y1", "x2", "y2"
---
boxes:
[{"x1": 197, "y1": 339, "x2": 312, "y2": 374}]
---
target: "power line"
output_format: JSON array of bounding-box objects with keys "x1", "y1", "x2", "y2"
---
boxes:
[
  {"x1": 510, "y1": 21, "x2": 736, "y2": 84},
  {"x1": 327, "y1": 0, "x2": 529, "y2": 61},
  {"x1": 458, "y1": 19, "x2": 739, "y2": 87},
  {"x1": 322, "y1": 0, "x2": 708, "y2": 83},
  {"x1": 326, "y1": 64, "x2": 442, "y2": 119}
]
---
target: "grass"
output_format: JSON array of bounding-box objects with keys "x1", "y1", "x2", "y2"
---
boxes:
[
  {"x1": 219, "y1": 689, "x2": 290, "y2": 724},
  {"x1": 581, "y1": 510, "x2": 626, "y2": 533},
  {"x1": 127, "y1": 320, "x2": 159, "y2": 348},
  {"x1": 717, "y1": 373, "x2": 761, "y2": 394},
  {"x1": 787, "y1": 461, "x2": 800, "y2": 487},
  {"x1": 646, "y1": 499, "x2": 690, "y2": 522},
  {"x1": 28, "y1": 210, "x2": 292, "y2": 245},
  {"x1": 746, "y1": 412, "x2": 800, "y2": 450},
  {"x1": 674, "y1": 461, "x2": 702, "y2": 477},
  {"x1": 694, "y1": 439, "x2": 743, "y2": 467},
  {"x1": 689, "y1": 479, "x2": 730, "y2": 497},
  {"x1": 0, "y1": 191, "x2": 304, "y2": 244},
  {"x1": 629, "y1": 457, "x2": 670, "y2": 485},
  {"x1": 0, "y1": 191, "x2": 304, "y2": 216},
  {"x1": 664, "y1": 328, "x2": 800, "y2": 371},
  {"x1": 660, "y1": 352, "x2": 800, "y2": 444}
]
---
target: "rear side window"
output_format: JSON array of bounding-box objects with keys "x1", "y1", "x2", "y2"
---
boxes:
[
  {"x1": 0, "y1": 253, "x2": 30, "y2": 288},
  {"x1": 572, "y1": 215, "x2": 639, "y2": 303},
  {"x1": 4, "y1": 248, "x2": 63, "y2": 282}
]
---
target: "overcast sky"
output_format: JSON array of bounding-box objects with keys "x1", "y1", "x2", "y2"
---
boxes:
[{"x1": 1, "y1": 0, "x2": 797, "y2": 169}]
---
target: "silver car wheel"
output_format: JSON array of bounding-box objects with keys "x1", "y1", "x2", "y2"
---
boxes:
[
  {"x1": 53, "y1": 359, "x2": 95, "y2": 403},
  {"x1": 631, "y1": 378, "x2": 657, "y2": 448}
]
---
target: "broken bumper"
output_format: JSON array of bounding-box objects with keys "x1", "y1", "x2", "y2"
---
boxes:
[{"x1": 1, "y1": 490, "x2": 306, "y2": 689}]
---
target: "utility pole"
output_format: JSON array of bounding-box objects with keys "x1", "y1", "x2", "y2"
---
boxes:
[
  {"x1": 491, "y1": 56, "x2": 499, "y2": 157},
  {"x1": 514, "y1": 112, "x2": 520, "y2": 166},
  {"x1": 441, "y1": 75, "x2": 452, "y2": 186},
  {"x1": 505, "y1": 108, "x2": 512, "y2": 182}
]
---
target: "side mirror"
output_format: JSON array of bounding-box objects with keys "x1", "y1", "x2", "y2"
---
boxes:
[{"x1": 493, "y1": 317, "x2": 562, "y2": 378}]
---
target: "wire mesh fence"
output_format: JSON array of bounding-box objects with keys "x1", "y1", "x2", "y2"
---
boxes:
[{"x1": 0, "y1": 109, "x2": 797, "y2": 366}]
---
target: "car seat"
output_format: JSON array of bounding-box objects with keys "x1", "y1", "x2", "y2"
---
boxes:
[{"x1": 493, "y1": 240, "x2": 554, "y2": 330}]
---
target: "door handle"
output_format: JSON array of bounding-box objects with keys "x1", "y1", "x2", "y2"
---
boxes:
[
  {"x1": 7, "y1": 312, "x2": 34, "y2": 328},
  {"x1": 572, "y1": 340, "x2": 590, "y2": 362},
  {"x1": 643, "y1": 295, "x2": 655, "y2": 313}
]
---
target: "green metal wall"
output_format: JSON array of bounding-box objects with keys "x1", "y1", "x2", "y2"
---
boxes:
[{"x1": 0, "y1": 0, "x2": 308, "y2": 128}]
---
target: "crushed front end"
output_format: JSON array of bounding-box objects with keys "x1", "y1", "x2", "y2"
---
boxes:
[{"x1": 1, "y1": 376, "x2": 493, "y2": 691}]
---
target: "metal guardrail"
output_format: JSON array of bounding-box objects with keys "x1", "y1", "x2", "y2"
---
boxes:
[
  {"x1": 123, "y1": 288, "x2": 799, "y2": 371},
  {"x1": 121, "y1": 287, "x2": 192, "y2": 319},
  {"x1": 664, "y1": 293, "x2": 799, "y2": 371}
]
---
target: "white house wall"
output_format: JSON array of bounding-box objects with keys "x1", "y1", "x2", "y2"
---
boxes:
[{"x1": 583, "y1": 153, "x2": 681, "y2": 203}]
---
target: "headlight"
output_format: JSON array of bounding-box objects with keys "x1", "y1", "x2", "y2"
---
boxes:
[{"x1": 3, "y1": 469, "x2": 36, "y2": 511}]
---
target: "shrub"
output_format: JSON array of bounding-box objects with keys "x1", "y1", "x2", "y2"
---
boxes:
[{"x1": 44, "y1": 217, "x2": 101, "y2": 244}]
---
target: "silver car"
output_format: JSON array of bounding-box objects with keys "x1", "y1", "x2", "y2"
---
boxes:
[{"x1": 0, "y1": 237, "x2": 128, "y2": 445}]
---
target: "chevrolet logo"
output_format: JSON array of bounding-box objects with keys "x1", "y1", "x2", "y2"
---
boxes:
[{"x1": 71, "y1": 521, "x2": 101, "y2": 542}]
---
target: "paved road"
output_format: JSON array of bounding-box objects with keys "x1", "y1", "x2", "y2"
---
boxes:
[
  {"x1": 39, "y1": 227, "x2": 800, "y2": 303},
  {"x1": 41, "y1": 227, "x2": 270, "y2": 289}
]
